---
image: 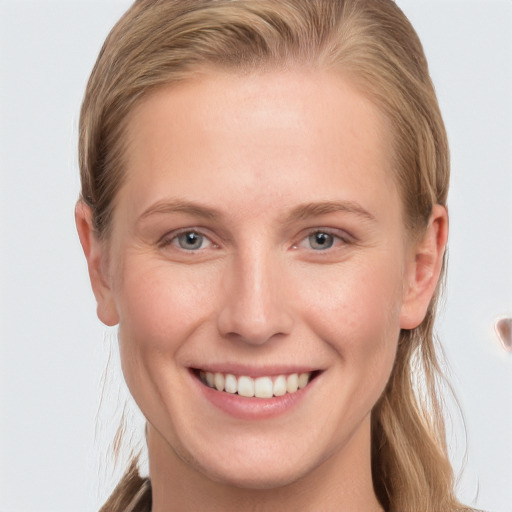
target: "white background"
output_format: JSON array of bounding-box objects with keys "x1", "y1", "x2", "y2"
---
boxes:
[{"x1": 0, "y1": 1, "x2": 511, "y2": 511}]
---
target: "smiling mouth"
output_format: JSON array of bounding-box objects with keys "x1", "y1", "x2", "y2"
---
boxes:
[{"x1": 195, "y1": 370, "x2": 319, "y2": 398}]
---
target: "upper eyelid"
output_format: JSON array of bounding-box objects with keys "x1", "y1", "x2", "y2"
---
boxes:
[
  {"x1": 309, "y1": 228, "x2": 349, "y2": 237},
  {"x1": 299, "y1": 227, "x2": 353, "y2": 243}
]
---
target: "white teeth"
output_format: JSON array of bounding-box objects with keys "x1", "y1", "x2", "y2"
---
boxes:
[
  {"x1": 214, "y1": 373, "x2": 225, "y2": 392},
  {"x1": 273, "y1": 375, "x2": 287, "y2": 397},
  {"x1": 224, "y1": 373, "x2": 237, "y2": 394},
  {"x1": 286, "y1": 373, "x2": 299, "y2": 393},
  {"x1": 238, "y1": 376, "x2": 255, "y2": 397},
  {"x1": 254, "y1": 377, "x2": 273, "y2": 398},
  {"x1": 199, "y1": 371, "x2": 313, "y2": 397},
  {"x1": 298, "y1": 372, "x2": 309, "y2": 389}
]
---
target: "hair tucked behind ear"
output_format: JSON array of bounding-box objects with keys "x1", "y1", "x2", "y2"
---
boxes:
[{"x1": 80, "y1": 1, "x2": 473, "y2": 510}]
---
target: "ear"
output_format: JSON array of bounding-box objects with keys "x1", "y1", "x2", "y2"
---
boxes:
[
  {"x1": 399, "y1": 204, "x2": 448, "y2": 329},
  {"x1": 75, "y1": 201, "x2": 119, "y2": 326}
]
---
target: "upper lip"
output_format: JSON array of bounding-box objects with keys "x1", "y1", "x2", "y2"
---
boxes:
[{"x1": 189, "y1": 364, "x2": 322, "y2": 378}]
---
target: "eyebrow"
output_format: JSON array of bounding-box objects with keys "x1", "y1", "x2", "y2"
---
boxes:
[
  {"x1": 284, "y1": 200, "x2": 377, "y2": 224},
  {"x1": 137, "y1": 198, "x2": 376, "y2": 224},
  {"x1": 138, "y1": 199, "x2": 221, "y2": 223}
]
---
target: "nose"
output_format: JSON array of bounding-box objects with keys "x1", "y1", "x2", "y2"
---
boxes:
[{"x1": 217, "y1": 248, "x2": 294, "y2": 345}]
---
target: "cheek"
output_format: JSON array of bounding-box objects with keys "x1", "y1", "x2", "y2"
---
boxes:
[
  {"x1": 113, "y1": 259, "x2": 221, "y2": 423},
  {"x1": 114, "y1": 259, "x2": 218, "y2": 355},
  {"x1": 297, "y1": 256, "x2": 404, "y2": 370}
]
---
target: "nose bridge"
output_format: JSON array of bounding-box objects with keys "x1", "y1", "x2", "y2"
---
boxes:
[{"x1": 217, "y1": 242, "x2": 293, "y2": 344}]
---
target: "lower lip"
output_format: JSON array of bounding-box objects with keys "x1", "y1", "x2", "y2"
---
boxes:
[{"x1": 191, "y1": 372, "x2": 318, "y2": 420}]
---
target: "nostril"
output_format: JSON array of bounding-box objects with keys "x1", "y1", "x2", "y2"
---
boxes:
[{"x1": 217, "y1": 306, "x2": 294, "y2": 346}]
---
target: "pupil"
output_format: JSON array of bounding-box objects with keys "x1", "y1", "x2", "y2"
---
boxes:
[
  {"x1": 178, "y1": 232, "x2": 203, "y2": 250},
  {"x1": 310, "y1": 232, "x2": 333, "y2": 250}
]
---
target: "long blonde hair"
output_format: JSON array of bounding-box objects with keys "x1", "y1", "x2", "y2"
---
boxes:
[{"x1": 79, "y1": 1, "x2": 468, "y2": 510}]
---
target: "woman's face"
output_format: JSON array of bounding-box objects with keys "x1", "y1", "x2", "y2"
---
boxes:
[{"x1": 91, "y1": 69, "x2": 431, "y2": 488}]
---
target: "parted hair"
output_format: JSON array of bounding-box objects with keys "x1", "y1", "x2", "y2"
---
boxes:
[{"x1": 79, "y1": 1, "x2": 470, "y2": 511}]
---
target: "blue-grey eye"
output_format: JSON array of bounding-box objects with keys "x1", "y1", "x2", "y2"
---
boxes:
[
  {"x1": 308, "y1": 232, "x2": 334, "y2": 250},
  {"x1": 177, "y1": 231, "x2": 204, "y2": 250}
]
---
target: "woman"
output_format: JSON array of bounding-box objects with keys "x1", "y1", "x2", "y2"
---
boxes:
[{"x1": 75, "y1": 0, "x2": 472, "y2": 510}]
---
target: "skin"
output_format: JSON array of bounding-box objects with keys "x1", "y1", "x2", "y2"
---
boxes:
[{"x1": 77, "y1": 68, "x2": 448, "y2": 511}]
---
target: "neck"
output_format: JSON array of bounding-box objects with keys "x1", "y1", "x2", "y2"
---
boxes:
[{"x1": 147, "y1": 416, "x2": 384, "y2": 512}]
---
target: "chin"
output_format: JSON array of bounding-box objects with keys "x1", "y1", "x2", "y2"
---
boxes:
[
  {"x1": 171, "y1": 436, "x2": 316, "y2": 491},
  {"x1": 202, "y1": 461, "x2": 310, "y2": 491}
]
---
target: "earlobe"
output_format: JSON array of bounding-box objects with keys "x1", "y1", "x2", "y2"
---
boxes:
[
  {"x1": 75, "y1": 201, "x2": 119, "y2": 326},
  {"x1": 399, "y1": 204, "x2": 448, "y2": 330}
]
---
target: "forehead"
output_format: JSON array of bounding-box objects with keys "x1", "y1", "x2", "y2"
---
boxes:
[{"x1": 120, "y1": 68, "x2": 398, "y2": 220}]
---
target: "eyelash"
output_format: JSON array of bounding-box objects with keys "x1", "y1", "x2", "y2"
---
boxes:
[
  {"x1": 159, "y1": 229, "x2": 216, "y2": 251},
  {"x1": 292, "y1": 229, "x2": 352, "y2": 252},
  {"x1": 159, "y1": 228, "x2": 351, "y2": 253}
]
